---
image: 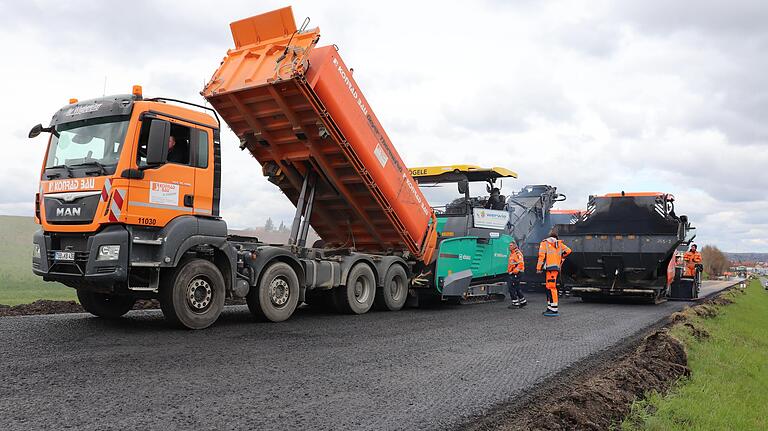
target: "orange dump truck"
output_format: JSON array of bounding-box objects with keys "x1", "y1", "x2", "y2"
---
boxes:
[{"x1": 29, "y1": 7, "x2": 437, "y2": 329}]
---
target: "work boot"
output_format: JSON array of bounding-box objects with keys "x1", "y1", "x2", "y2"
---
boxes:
[
  {"x1": 518, "y1": 298, "x2": 527, "y2": 307},
  {"x1": 508, "y1": 299, "x2": 520, "y2": 309},
  {"x1": 542, "y1": 309, "x2": 559, "y2": 317}
]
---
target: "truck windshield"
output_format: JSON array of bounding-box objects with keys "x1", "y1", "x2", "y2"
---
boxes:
[{"x1": 44, "y1": 117, "x2": 129, "y2": 178}]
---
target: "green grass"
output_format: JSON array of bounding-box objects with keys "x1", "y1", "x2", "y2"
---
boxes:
[
  {"x1": 622, "y1": 280, "x2": 768, "y2": 430},
  {"x1": 0, "y1": 215, "x2": 76, "y2": 305}
]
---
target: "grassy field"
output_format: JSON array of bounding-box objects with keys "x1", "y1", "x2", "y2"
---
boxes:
[
  {"x1": 0, "y1": 216, "x2": 303, "y2": 306},
  {"x1": 622, "y1": 280, "x2": 768, "y2": 430},
  {"x1": 0, "y1": 215, "x2": 76, "y2": 305}
]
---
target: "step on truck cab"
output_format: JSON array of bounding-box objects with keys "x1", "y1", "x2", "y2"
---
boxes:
[{"x1": 30, "y1": 7, "x2": 438, "y2": 329}]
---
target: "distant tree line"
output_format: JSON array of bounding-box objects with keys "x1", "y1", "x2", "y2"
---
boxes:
[
  {"x1": 701, "y1": 245, "x2": 729, "y2": 276},
  {"x1": 263, "y1": 218, "x2": 289, "y2": 233}
]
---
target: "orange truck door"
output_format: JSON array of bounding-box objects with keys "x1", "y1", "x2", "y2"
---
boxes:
[
  {"x1": 126, "y1": 116, "x2": 197, "y2": 226},
  {"x1": 190, "y1": 127, "x2": 214, "y2": 217}
]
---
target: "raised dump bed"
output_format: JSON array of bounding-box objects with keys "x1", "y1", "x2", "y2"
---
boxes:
[
  {"x1": 202, "y1": 7, "x2": 436, "y2": 262},
  {"x1": 557, "y1": 192, "x2": 694, "y2": 301}
]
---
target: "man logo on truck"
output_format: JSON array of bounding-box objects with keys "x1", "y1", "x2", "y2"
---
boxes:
[{"x1": 56, "y1": 207, "x2": 82, "y2": 217}]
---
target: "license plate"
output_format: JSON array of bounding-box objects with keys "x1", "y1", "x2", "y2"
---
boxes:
[{"x1": 54, "y1": 251, "x2": 75, "y2": 261}]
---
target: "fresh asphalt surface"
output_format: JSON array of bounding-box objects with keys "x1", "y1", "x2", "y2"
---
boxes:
[{"x1": 0, "y1": 280, "x2": 736, "y2": 430}]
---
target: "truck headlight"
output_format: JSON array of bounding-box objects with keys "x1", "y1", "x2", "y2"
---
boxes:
[
  {"x1": 97, "y1": 245, "x2": 120, "y2": 261},
  {"x1": 33, "y1": 243, "x2": 41, "y2": 259}
]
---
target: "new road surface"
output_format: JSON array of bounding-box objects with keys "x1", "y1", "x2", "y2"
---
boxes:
[{"x1": 0, "y1": 280, "x2": 736, "y2": 430}]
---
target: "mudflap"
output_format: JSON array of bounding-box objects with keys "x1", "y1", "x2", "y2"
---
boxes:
[
  {"x1": 441, "y1": 269, "x2": 473, "y2": 296},
  {"x1": 443, "y1": 272, "x2": 507, "y2": 304}
]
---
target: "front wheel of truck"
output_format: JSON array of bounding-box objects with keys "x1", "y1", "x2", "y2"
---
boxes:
[
  {"x1": 159, "y1": 258, "x2": 225, "y2": 330},
  {"x1": 77, "y1": 290, "x2": 135, "y2": 319},
  {"x1": 247, "y1": 261, "x2": 300, "y2": 322}
]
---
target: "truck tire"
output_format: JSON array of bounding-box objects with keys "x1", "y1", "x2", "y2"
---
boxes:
[
  {"x1": 159, "y1": 258, "x2": 225, "y2": 330},
  {"x1": 247, "y1": 262, "x2": 299, "y2": 322},
  {"x1": 374, "y1": 264, "x2": 408, "y2": 311},
  {"x1": 336, "y1": 264, "x2": 376, "y2": 314},
  {"x1": 77, "y1": 289, "x2": 135, "y2": 319}
]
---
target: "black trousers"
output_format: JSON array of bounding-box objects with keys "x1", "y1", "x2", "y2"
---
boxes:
[{"x1": 506, "y1": 273, "x2": 525, "y2": 300}]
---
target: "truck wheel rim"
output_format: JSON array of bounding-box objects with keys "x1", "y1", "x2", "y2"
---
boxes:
[
  {"x1": 187, "y1": 278, "x2": 213, "y2": 312},
  {"x1": 353, "y1": 277, "x2": 371, "y2": 304},
  {"x1": 388, "y1": 275, "x2": 404, "y2": 301},
  {"x1": 269, "y1": 277, "x2": 290, "y2": 308}
]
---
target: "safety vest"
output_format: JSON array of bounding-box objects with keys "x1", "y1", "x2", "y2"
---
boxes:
[
  {"x1": 684, "y1": 251, "x2": 702, "y2": 264},
  {"x1": 508, "y1": 248, "x2": 525, "y2": 274},
  {"x1": 537, "y1": 238, "x2": 572, "y2": 271}
]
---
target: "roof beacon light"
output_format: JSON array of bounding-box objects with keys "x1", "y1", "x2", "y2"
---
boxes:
[
  {"x1": 132, "y1": 85, "x2": 143, "y2": 98},
  {"x1": 69, "y1": 98, "x2": 78, "y2": 104}
]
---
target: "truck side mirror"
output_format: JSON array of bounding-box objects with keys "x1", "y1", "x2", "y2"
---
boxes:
[
  {"x1": 29, "y1": 124, "x2": 44, "y2": 138},
  {"x1": 457, "y1": 179, "x2": 468, "y2": 195},
  {"x1": 145, "y1": 119, "x2": 170, "y2": 166}
]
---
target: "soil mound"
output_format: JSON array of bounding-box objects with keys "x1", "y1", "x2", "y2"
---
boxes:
[
  {"x1": 518, "y1": 330, "x2": 688, "y2": 430},
  {"x1": 0, "y1": 300, "x2": 83, "y2": 317},
  {"x1": 1, "y1": 297, "x2": 245, "y2": 317}
]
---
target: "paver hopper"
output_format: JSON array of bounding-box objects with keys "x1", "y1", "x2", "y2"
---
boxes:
[{"x1": 557, "y1": 192, "x2": 695, "y2": 301}]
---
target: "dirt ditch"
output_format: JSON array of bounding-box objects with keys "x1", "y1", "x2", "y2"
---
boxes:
[
  {"x1": 461, "y1": 288, "x2": 740, "y2": 431},
  {"x1": 0, "y1": 300, "x2": 85, "y2": 316},
  {"x1": 0, "y1": 298, "x2": 246, "y2": 317}
]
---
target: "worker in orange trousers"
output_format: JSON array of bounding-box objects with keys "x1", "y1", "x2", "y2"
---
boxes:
[
  {"x1": 683, "y1": 244, "x2": 703, "y2": 277},
  {"x1": 537, "y1": 230, "x2": 571, "y2": 317}
]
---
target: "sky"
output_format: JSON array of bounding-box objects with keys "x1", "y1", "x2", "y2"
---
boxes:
[{"x1": 0, "y1": 0, "x2": 765, "y2": 252}]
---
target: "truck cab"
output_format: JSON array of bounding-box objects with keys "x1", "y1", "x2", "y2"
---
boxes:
[{"x1": 31, "y1": 87, "x2": 236, "y2": 327}]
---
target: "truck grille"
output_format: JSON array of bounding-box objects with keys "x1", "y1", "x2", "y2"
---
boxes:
[
  {"x1": 47, "y1": 250, "x2": 90, "y2": 275},
  {"x1": 53, "y1": 235, "x2": 89, "y2": 251},
  {"x1": 44, "y1": 193, "x2": 100, "y2": 225}
]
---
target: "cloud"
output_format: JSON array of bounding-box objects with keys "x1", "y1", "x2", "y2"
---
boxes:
[
  {"x1": 610, "y1": 0, "x2": 768, "y2": 38},
  {"x1": 0, "y1": 0, "x2": 765, "y2": 252}
]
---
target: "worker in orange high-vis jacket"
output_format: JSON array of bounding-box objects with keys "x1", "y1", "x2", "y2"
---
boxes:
[
  {"x1": 506, "y1": 241, "x2": 527, "y2": 309},
  {"x1": 683, "y1": 244, "x2": 703, "y2": 277},
  {"x1": 537, "y1": 229, "x2": 571, "y2": 317}
]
